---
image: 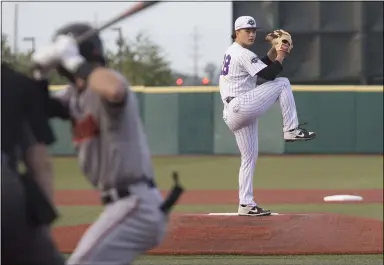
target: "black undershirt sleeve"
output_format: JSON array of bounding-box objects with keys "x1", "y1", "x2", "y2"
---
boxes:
[
  {"x1": 260, "y1": 55, "x2": 273, "y2": 65},
  {"x1": 256, "y1": 60, "x2": 283, "y2": 81}
]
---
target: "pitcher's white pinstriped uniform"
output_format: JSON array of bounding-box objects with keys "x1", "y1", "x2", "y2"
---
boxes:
[{"x1": 219, "y1": 42, "x2": 299, "y2": 206}]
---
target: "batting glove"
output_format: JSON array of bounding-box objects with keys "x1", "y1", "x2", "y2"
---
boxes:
[
  {"x1": 31, "y1": 44, "x2": 59, "y2": 80},
  {"x1": 52, "y1": 35, "x2": 86, "y2": 74}
]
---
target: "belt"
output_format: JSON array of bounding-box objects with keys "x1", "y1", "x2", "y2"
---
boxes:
[
  {"x1": 101, "y1": 178, "x2": 156, "y2": 205},
  {"x1": 225, "y1": 97, "x2": 235, "y2": 103}
]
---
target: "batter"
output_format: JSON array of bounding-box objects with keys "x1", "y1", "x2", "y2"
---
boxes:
[
  {"x1": 32, "y1": 23, "x2": 167, "y2": 265},
  {"x1": 219, "y1": 16, "x2": 316, "y2": 216}
]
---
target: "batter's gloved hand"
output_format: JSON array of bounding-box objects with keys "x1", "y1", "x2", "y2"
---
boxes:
[
  {"x1": 32, "y1": 35, "x2": 86, "y2": 77},
  {"x1": 31, "y1": 44, "x2": 59, "y2": 80},
  {"x1": 51, "y1": 34, "x2": 86, "y2": 74},
  {"x1": 265, "y1": 29, "x2": 293, "y2": 54}
]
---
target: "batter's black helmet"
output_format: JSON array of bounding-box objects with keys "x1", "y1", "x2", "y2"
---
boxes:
[{"x1": 53, "y1": 22, "x2": 106, "y2": 65}]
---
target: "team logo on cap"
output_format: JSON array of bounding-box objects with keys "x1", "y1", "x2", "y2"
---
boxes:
[{"x1": 247, "y1": 19, "x2": 255, "y2": 26}]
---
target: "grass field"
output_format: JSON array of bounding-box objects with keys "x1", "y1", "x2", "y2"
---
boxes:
[
  {"x1": 53, "y1": 155, "x2": 383, "y2": 265},
  {"x1": 53, "y1": 155, "x2": 383, "y2": 190}
]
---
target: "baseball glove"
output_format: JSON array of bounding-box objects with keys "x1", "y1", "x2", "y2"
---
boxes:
[{"x1": 265, "y1": 29, "x2": 293, "y2": 54}]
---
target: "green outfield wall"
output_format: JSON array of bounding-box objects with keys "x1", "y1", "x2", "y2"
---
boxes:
[{"x1": 48, "y1": 85, "x2": 383, "y2": 155}]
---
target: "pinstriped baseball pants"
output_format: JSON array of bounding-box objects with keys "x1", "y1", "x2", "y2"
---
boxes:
[{"x1": 222, "y1": 77, "x2": 299, "y2": 205}]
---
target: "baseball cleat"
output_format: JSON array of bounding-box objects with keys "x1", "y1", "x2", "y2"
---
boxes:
[
  {"x1": 238, "y1": 205, "x2": 272, "y2": 216},
  {"x1": 284, "y1": 122, "x2": 316, "y2": 142}
]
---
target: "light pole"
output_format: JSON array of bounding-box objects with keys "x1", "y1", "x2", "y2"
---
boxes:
[
  {"x1": 112, "y1": 27, "x2": 123, "y2": 72},
  {"x1": 23, "y1": 36, "x2": 36, "y2": 53},
  {"x1": 13, "y1": 3, "x2": 19, "y2": 64}
]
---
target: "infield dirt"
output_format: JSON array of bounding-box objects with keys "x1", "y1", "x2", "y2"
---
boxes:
[{"x1": 53, "y1": 189, "x2": 383, "y2": 255}]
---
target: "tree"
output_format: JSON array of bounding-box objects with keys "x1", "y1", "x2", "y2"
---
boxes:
[
  {"x1": 2, "y1": 34, "x2": 32, "y2": 74},
  {"x1": 1, "y1": 33, "x2": 14, "y2": 64},
  {"x1": 108, "y1": 32, "x2": 173, "y2": 86},
  {"x1": 2, "y1": 32, "x2": 173, "y2": 86}
]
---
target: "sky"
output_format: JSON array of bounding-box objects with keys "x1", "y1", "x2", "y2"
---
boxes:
[{"x1": 1, "y1": 1, "x2": 233, "y2": 76}]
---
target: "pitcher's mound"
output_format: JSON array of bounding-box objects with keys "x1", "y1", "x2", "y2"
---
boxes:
[
  {"x1": 149, "y1": 213, "x2": 382, "y2": 255},
  {"x1": 53, "y1": 213, "x2": 383, "y2": 255}
]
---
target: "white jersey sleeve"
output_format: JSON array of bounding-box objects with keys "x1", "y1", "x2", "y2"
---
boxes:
[{"x1": 238, "y1": 50, "x2": 267, "y2": 77}]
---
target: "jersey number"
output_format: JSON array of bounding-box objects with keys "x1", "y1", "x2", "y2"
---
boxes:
[{"x1": 220, "y1": 54, "x2": 231, "y2": 76}]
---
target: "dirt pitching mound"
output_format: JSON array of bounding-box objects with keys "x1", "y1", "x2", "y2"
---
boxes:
[{"x1": 53, "y1": 213, "x2": 383, "y2": 255}]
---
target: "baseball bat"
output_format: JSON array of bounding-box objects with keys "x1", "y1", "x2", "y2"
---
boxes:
[{"x1": 76, "y1": 1, "x2": 160, "y2": 44}]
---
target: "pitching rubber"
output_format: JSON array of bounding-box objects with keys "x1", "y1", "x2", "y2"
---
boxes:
[{"x1": 208, "y1": 212, "x2": 279, "y2": 216}]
